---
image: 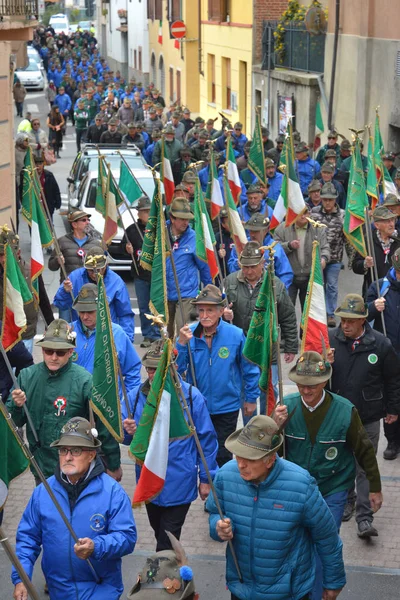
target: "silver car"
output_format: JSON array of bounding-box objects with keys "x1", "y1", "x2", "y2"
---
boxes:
[{"x1": 15, "y1": 58, "x2": 44, "y2": 91}]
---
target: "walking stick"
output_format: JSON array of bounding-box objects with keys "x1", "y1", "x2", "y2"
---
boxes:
[
  {"x1": 0, "y1": 399, "x2": 102, "y2": 585},
  {"x1": 0, "y1": 525, "x2": 41, "y2": 600}
]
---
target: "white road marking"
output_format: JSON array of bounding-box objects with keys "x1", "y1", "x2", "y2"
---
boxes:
[{"x1": 27, "y1": 103, "x2": 40, "y2": 113}]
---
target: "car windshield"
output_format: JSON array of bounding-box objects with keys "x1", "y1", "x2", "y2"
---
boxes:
[
  {"x1": 85, "y1": 154, "x2": 144, "y2": 173},
  {"x1": 17, "y1": 60, "x2": 39, "y2": 72},
  {"x1": 53, "y1": 24, "x2": 67, "y2": 32},
  {"x1": 79, "y1": 21, "x2": 90, "y2": 28}
]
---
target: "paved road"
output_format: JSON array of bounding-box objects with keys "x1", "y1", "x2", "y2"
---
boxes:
[{"x1": 2, "y1": 88, "x2": 400, "y2": 599}]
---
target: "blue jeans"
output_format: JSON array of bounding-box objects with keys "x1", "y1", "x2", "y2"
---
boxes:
[
  {"x1": 58, "y1": 308, "x2": 72, "y2": 322},
  {"x1": 311, "y1": 489, "x2": 347, "y2": 600},
  {"x1": 323, "y1": 263, "x2": 342, "y2": 317},
  {"x1": 134, "y1": 277, "x2": 160, "y2": 340},
  {"x1": 242, "y1": 363, "x2": 279, "y2": 424},
  {"x1": 23, "y1": 338, "x2": 34, "y2": 355}
]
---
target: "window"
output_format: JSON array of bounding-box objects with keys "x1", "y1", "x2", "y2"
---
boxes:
[
  {"x1": 208, "y1": 0, "x2": 228, "y2": 22},
  {"x1": 134, "y1": 50, "x2": 137, "y2": 70},
  {"x1": 170, "y1": 0, "x2": 181, "y2": 21},
  {"x1": 169, "y1": 67, "x2": 174, "y2": 101},
  {"x1": 148, "y1": 0, "x2": 162, "y2": 21},
  {"x1": 222, "y1": 57, "x2": 231, "y2": 109},
  {"x1": 208, "y1": 54, "x2": 216, "y2": 104},
  {"x1": 138, "y1": 48, "x2": 142, "y2": 72},
  {"x1": 151, "y1": 53, "x2": 156, "y2": 84},
  {"x1": 159, "y1": 55, "x2": 165, "y2": 97},
  {"x1": 176, "y1": 70, "x2": 181, "y2": 104}
]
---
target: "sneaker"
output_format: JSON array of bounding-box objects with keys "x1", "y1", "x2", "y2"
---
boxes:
[
  {"x1": 140, "y1": 337, "x2": 152, "y2": 348},
  {"x1": 383, "y1": 441, "x2": 399, "y2": 460},
  {"x1": 327, "y1": 316, "x2": 336, "y2": 328},
  {"x1": 342, "y1": 501, "x2": 356, "y2": 522},
  {"x1": 357, "y1": 520, "x2": 378, "y2": 538}
]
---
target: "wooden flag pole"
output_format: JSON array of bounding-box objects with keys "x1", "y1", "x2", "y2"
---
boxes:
[{"x1": 0, "y1": 399, "x2": 102, "y2": 584}]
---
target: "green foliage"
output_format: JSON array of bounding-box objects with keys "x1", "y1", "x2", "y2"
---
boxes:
[
  {"x1": 42, "y1": 5, "x2": 62, "y2": 26},
  {"x1": 70, "y1": 9, "x2": 80, "y2": 23}
]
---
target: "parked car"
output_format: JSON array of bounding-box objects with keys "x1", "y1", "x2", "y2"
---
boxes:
[
  {"x1": 49, "y1": 13, "x2": 70, "y2": 34},
  {"x1": 70, "y1": 168, "x2": 156, "y2": 271},
  {"x1": 67, "y1": 144, "x2": 146, "y2": 205},
  {"x1": 15, "y1": 58, "x2": 44, "y2": 91},
  {"x1": 78, "y1": 20, "x2": 91, "y2": 31}
]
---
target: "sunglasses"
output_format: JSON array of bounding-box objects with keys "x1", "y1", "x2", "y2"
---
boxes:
[
  {"x1": 58, "y1": 447, "x2": 90, "y2": 457},
  {"x1": 43, "y1": 348, "x2": 69, "y2": 357},
  {"x1": 77, "y1": 218, "x2": 90, "y2": 222}
]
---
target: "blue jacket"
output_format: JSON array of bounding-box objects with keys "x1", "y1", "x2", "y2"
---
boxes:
[
  {"x1": 166, "y1": 223, "x2": 212, "y2": 301},
  {"x1": 228, "y1": 234, "x2": 293, "y2": 289},
  {"x1": 54, "y1": 93, "x2": 72, "y2": 114},
  {"x1": 53, "y1": 267, "x2": 135, "y2": 341},
  {"x1": 176, "y1": 319, "x2": 260, "y2": 414},
  {"x1": 124, "y1": 378, "x2": 219, "y2": 506},
  {"x1": 199, "y1": 165, "x2": 209, "y2": 193},
  {"x1": 70, "y1": 319, "x2": 141, "y2": 394},
  {"x1": 231, "y1": 132, "x2": 248, "y2": 156},
  {"x1": 218, "y1": 171, "x2": 247, "y2": 207},
  {"x1": 296, "y1": 158, "x2": 320, "y2": 195},
  {"x1": 207, "y1": 457, "x2": 346, "y2": 600},
  {"x1": 239, "y1": 201, "x2": 273, "y2": 223},
  {"x1": 12, "y1": 470, "x2": 136, "y2": 599},
  {"x1": 268, "y1": 172, "x2": 284, "y2": 201},
  {"x1": 367, "y1": 268, "x2": 400, "y2": 355},
  {"x1": 52, "y1": 70, "x2": 64, "y2": 88},
  {"x1": 144, "y1": 142, "x2": 156, "y2": 165}
]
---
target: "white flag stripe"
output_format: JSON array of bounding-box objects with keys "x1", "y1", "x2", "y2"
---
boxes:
[
  {"x1": 211, "y1": 178, "x2": 224, "y2": 208},
  {"x1": 143, "y1": 390, "x2": 171, "y2": 479},
  {"x1": 308, "y1": 281, "x2": 327, "y2": 325},
  {"x1": 228, "y1": 161, "x2": 241, "y2": 187},
  {"x1": 31, "y1": 219, "x2": 44, "y2": 267}
]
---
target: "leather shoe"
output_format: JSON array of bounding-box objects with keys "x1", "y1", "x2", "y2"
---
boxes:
[
  {"x1": 342, "y1": 500, "x2": 355, "y2": 522},
  {"x1": 357, "y1": 520, "x2": 378, "y2": 538},
  {"x1": 383, "y1": 441, "x2": 399, "y2": 460}
]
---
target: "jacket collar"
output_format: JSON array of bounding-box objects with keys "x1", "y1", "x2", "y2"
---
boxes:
[
  {"x1": 238, "y1": 455, "x2": 283, "y2": 490},
  {"x1": 237, "y1": 269, "x2": 265, "y2": 286},
  {"x1": 334, "y1": 321, "x2": 375, "y2": 346},
  {"x1": 193, "y1": 318, "x2": 224, "y2": 339}
]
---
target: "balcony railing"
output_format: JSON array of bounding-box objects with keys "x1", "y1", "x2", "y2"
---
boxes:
[
  {"x1": 0, "y1": 0, "x2": 38, "y2": 17},
  {"x1": 262, "y1": 20, "x2": 325, "y2": 74}
]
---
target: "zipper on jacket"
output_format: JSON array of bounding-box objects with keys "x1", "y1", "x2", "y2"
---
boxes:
[{"x1": 249, "y1": 486, "x2": 258, "y2": 587}]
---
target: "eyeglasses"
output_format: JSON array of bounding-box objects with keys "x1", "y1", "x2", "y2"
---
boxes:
[
  {"x1": 43, "y1": 348, "x2": 69, "y2": 357},
  {"x1": 58, "y1": 447, "x2": 90, "y2": 457},
  {"x1": 76, "y1": 218, "x2": 90, "y2": 222}
]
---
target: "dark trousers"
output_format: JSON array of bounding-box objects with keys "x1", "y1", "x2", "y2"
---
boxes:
[
  {"x1": 15, "y1": 101, "x2": 23, "y2": 117},
  {"x1": 288, "y1": 276, "x2": 309, "y2": 312},
  {"x1": 146, "y1": 502, "x2": 191, "y2": 551},
  {"x1": 384, "y1": 419, "x2": 400, "y2": 445},
  {"x1": 211, "y1": 410, "x2": 239, "y2": 467},
  {"x1": 76, "y1": 128, "x2": 87, "y2": 151}
]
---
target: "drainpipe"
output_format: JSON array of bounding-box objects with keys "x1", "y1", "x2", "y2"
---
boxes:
[
  {"x1": 198, "y1": 0, "x2": 204, "y2": 75},
  {"x1": 328, "y1": 0, "x2": 340, "y2": 130}
]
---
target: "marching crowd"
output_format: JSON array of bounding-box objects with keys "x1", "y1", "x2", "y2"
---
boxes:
[{"x1": 3, "y1": 21, "x2": 400, "y2": 600}]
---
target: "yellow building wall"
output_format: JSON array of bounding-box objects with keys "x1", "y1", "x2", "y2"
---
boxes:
[
  {"x1": 199, "y1": 0, "x2": 253, "y2": 134},
  {"x1": 148, "y1": 0, "x2": 200, "y2": 113}
]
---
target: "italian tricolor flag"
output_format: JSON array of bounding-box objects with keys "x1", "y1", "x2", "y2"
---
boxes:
[
  {"x1": 209, "y1": 153, "x2": 224, "y2": 219},
  {"x1": 227, "y1": 135, "x2": 241, "y2": 205},
  {"x1": 161, "y1": 137, "x2": 175, "y2": 205},
  {"x1": 1, "y1": 244, "x2": 32, "y2": 351},
  {"x1": 314, "y1": 99, "x2": 324, "y2": 151},
  {"x1": 194, "y1": 180, "x2": 218, "y2": 279},
  {"x1": 270, "y1": 147, "x2": 306, "y2": 230},
  {"x1": 102, "y1": 169, "x2": 119, "y2": 245},
  {"x1": 300, "y1": 241, "x2": 329, "y2": 354},
  {"x1": 158, "y1": 20, "x2": 163, "y2": 44},
  {"x1": 383, "y1": 165, "x2": 399, "y2": 199},
  {"x1": 130, "y1": 341, "x2": 191, "y2": 505},
  {"x1": 223, "y1": 176, "x2": 247, "y2": 256}
]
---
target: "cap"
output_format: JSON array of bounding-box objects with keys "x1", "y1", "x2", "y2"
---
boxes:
[
  {"x1": 321, "y1": 162, "x2": 334, "y2": 174},
  {"x1": 264, "y1": 158, "x2": 275, "y2": 168},
  {"x1": 136, "y1": 195, "x2": 152, "y2": 210},
  {"x1": 392, "y1": 247, "x2": 400, "y2": 271},
  {"x1": 0, "y1": 228, "x2": 19, "y2": 253},
  {"x1": 127, "y1": 534, "x2": 195, "y2": 599},
  {"x1": 206, "y1": 118, "x2": 215, "y2": 126},
  {"x1": 127, "y1": 122, "x2": 137, "y2": 129},
  {"x1": 50, "y1": 417, "x2": 101, "y2": 449},
  {"x1": 169, "y1": 198, "x2": 194, "y2": 219},
  {"x1": 334, "y1": 293, "x2": 368, "y2": 319},
  {"x1": 247, "y1": 183, "x2": 263, "y2": 195},
  {"x1": 191, "y1": 284, "x2": 225, "y2": 306},
  {"x1": 383, "y1": 152, "x2": 395, "y2": 162},
  {"x1": 276, "y1": 134, "x2": 285, "y2": 143},
  {"x1": 327, "y1": 130, "x2": 338, "y2": 139},
  {"x1": 219, "y1": 207, "x2": 228, "y2": 219},
  {"x1": 95, "y1": 113, "x2": 103, "y2": 120},
  {"x1": 151, "y1": 129, "x2": 161, "y2": 139},
  {"x1": 234, "y1": 122, "x2": 243, "y2": 129},
  {"x1": 295, "y1": 141, "x2": 309, "y2": 153},
  {"x1": 261, "y1": 127, "x2": 270, "y2": 136},
  {"x1": 84, "y1": 246, "x2": 107, "y2": 269},
  {"x1": 195, "y1": 117, "x2": 205, "y2": 124},
  {"x1": 340, "y1": 139, "x2": 351, "y2": 150},
  {"x1": 245, "y1": 213, "x2": 270, "y2": 231},
  {"x1": 149, "y1": 107, "x2": 157, "y2": 114},
  {"x1": 36, "y1": 319, "x2": 76, "y2": 350},
  {"x1": 225, "y1": 415, "x2": 283, "y2": 460},
  {"x1": 239, "y1": 241, "x2": 264, "y2": 267},
  {"x1": 108, "y1": 118, "x2": 117, "y2": 125},
  {"x1": 288, "y1": 351, "x2": 332, "y2": 385},
  {"x1": 68, "y1": 210, "x2": 91, "y2": 223},
  {"x1": 324, "y1": 149, "x2": 337, "y2": 159},
  {"x1": 180, "y1": 146, "x2": 192, "y2": 156},
  {"x1": 181, "y1": 171, "x2": 197, "y2": 184},
  {"x1": 172, "y1": 111, "x2": 181, "y2": 119},
  {"x1": 123, "y1": 97, "x2": 132, "y2": 103},
  {"x1": 183, "y1": 108, "x2": 191, "y2": 115},
  {"x1": 383, "y1": 193, "x2": 400, "y2": 207},
  {"x1": 321, "y1": 182, "x2": 338, "y2": 199},
  {"x1": 308, "y1": 179, "x2": 322, "y2": 194},
  {"x1": 373, "y1": 205, "x2": 396, "y2": 222},
  {"x1": 198, "y1": 130, "x2": 210, "y2": 140},
  {"x1": 72, "y1": 283, "x2": 98, "y2": 312},
  {"x1": 164, "y1": 124, "x2": 176, "y2": 134}
]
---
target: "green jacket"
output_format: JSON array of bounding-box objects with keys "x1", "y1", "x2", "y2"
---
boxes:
[
  {"x1": 74, "y1": 108, "x2": 89, "y2": 130},
  {"x1": 6, "y1": 360, "x2": 120, "y2": 477},
  {"x1": 225, "y1": 270, "x2": 298, "y2": 360},
  {"x1": 283, "y1": 391, "x2": 380, "y2": 497}
]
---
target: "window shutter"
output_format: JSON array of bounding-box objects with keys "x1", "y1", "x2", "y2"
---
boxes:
[
  {"x1": 171, "y1": 0, "x2": 181, "y2": 21},
  {"x1": 208, "y1": 0, "x2": 221, "y2": 21},
  {"x1": 155, "y1": 0, "x2": 163, "y2": 21}
]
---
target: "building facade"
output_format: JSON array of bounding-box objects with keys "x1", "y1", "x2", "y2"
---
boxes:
[
  {"x1": 199, "y1": 0, "x2": 253, "y2": 133},
  {"x1": 0, "y1": 2, "x2": 37, "y2": 224}
]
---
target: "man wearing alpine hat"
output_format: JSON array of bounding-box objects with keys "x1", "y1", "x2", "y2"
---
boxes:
[
  {"x1": 206, "y1": 414, "x2": 346, "y2": 600},
  {"x1": 53, "y1": 246, "x2": 135, "y2": 341},
  {"x1": 6, "y1": 319, "x2": 122, "y2": 482},
  {"x1": 274, "y1": 351, "x2": 382, "y2": 600},
  {"x1": 328, "y1": 293, "x2": 400, "y2": 533},
  {"x1": 12, "y1": 417, "x2": 136, "y2": 600}
]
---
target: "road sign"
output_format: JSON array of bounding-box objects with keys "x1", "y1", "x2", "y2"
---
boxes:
[{"x1": 171, "y1": 21, "x2": 186, "y2": 39}]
